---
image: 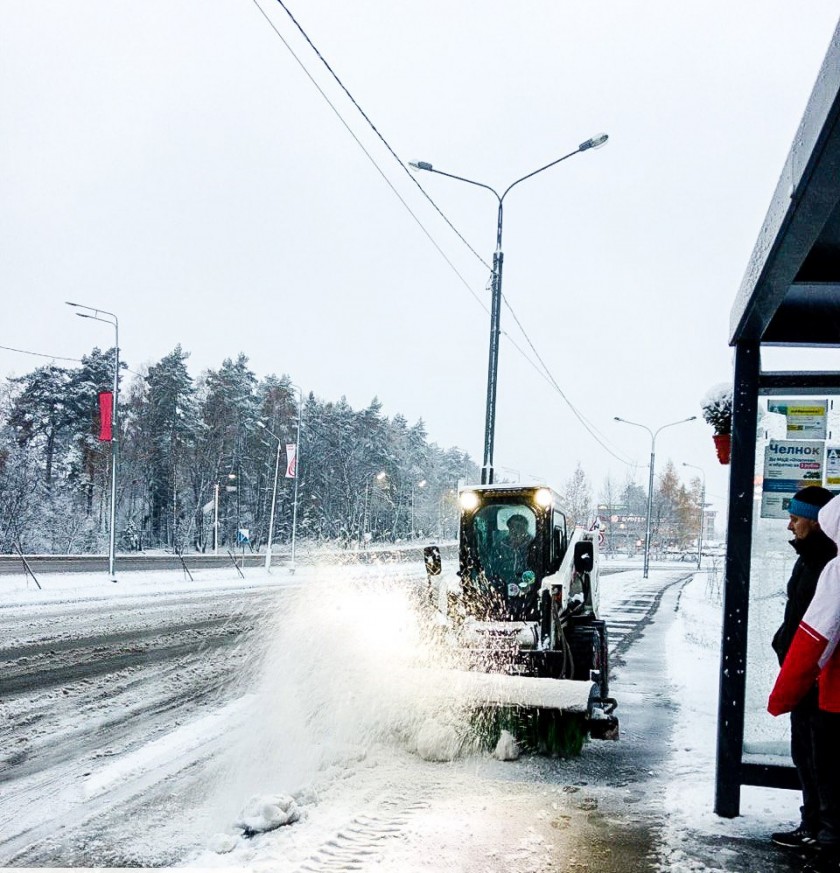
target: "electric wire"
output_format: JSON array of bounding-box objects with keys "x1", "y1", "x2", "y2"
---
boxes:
[
  {"x1": 500, "y1": 297, "x2": 635, "y2": 465},
  {"x1": 248, "y1": 0, "x2": 488, "y2": 314},
  {"x1": 266, "y1": 0, "x2": 492, "y2": 273},
  {"x1": 0, "y1": 344, "x2": 83, "y2": 363},
  {"x1": 0, "y1": 344, "x2": 143, "y2": 377}
]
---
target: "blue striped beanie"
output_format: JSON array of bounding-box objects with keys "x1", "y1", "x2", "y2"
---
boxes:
[{"x1": 788, "y1": 486, "x2": 835, "y2": 520}]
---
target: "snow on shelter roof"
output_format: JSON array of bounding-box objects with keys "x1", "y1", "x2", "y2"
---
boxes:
[{"x1": 730, "y1": 20, "x2": 840, "y2": 347}]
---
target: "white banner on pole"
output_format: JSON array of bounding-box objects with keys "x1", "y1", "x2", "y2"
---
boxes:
[{"x1": 285, "y1": 444, "x2": 297, "y2": 478}]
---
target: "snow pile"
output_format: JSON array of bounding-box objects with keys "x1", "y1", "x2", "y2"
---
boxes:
[
  {"x1": 493, "y1": 729, "x2": 520, "y2": 761},
  {"x1": 236, "y1": 793, "x2": 300, "y2": 835}
]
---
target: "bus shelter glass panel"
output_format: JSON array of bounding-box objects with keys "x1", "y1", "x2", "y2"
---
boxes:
[{"x1": 742, "y1": 394, "x2": 840, "y2": 764}]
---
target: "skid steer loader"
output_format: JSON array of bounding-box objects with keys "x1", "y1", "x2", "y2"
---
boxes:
[{"x1": 422, "y1": 483, "x2": 618, "y2": 753}]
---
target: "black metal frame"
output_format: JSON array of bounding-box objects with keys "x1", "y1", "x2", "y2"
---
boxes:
[
  {"x1": 714, "y1": 20, "x2": 840, "y2": 818},
  {"x1": 715, "y1": 358, "x2": 840, "y2": 816}
]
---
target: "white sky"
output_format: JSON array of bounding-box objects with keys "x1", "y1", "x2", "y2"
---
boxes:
[{"x1": 2, "y1": 2, "x2": 839, "y2": 523}]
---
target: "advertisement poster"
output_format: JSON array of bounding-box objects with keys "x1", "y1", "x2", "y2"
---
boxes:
[
  {"x1": 760, "y1": 439, "x2": 825, "y2": 518},
  {"x1": 827, "y1": 446, "x2": 840, "y2": 488},
  {"x1": 767, "y1": 400, "x2": 827, "y2": 440}
]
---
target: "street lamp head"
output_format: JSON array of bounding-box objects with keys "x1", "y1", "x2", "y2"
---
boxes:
[
  {"x1": 409, "y1": 160, "x2": 433, "y2": 171},
  {"x1": 418, "y1": 479, "x2": 427, "y2": 487},
  {"x1": 579, "y1": 133, "x2": 609, "y2": 151},
  {"x1": 376, "y1": 471, "x2": 387, "y2": 481},
  {"x1": 256, "y1": 421, "x2": 266, "y2": 429},
  {"x1": 65, "y1": 301, "x2": 80, "y2": 308}
]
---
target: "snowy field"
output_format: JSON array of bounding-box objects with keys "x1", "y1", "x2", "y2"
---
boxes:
[{"x1": 0, "y1": 559, "x2": 803, "y2": 872}]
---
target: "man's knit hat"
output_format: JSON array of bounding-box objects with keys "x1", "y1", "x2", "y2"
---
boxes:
[{"x1": 788, "y1": 485, "x2": 836, "y2": 521}]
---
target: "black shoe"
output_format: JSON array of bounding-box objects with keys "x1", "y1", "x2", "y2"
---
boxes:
[{"x1": 771, "y1": 825, "x2": 819, "y2": 849}]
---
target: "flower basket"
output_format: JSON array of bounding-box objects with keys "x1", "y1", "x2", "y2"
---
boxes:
[
  {"x1": 702, "y1": 384, "x2": 733, "y2": 465},
  {"x1": 713, "y1": 433, "x2": 731, "y2": 465}
]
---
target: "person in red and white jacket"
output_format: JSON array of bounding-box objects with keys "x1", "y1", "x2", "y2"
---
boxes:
[{"x1": 769, "y1": 494, "x2": 840, "y2": 873}]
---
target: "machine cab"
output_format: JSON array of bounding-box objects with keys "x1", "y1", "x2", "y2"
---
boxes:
[{"x1": 457, "y1": 484, "x2": 569, "y2": 621}]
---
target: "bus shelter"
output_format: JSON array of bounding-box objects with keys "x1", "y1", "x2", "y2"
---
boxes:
[{"x1": 715, "y1": 24, "x2": 840, "y2": 817}]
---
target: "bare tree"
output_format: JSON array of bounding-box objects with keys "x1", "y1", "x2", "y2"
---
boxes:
[{"x1": 562, "y1": 463, "x2": 593, "y2": 529}]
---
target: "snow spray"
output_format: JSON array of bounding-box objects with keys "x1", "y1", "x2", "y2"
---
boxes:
[{"x1": 205, "y1": 559, "x2": 473, "y2": 826}]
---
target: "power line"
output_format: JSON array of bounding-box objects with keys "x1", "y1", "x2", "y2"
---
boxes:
[
  {"x1": 0, "y1": 343, "x2": 143, "y2": 377},
  {"x1": 500, "y1": 297, "x2": 635, "y2": 466},
  {"x1": 499, "y1": 320, "x2": 634, "y2": 467},
  {"x1": 248, "y1": 0, "x2": 488, "y2": 314},
  {"x1": 266, "y1": 0, "x2": 491, "y2": 273},
  {"x1": 0, "y1": 344, "x2": 83, "y2": 364}
]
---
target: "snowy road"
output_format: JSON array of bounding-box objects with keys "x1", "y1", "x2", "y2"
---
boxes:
[
  {"x1": 0, "y1": 582, "x2": 289, "y2": 864},
  {"x1": 0, "y1": 562, "x2": 802, "y2": 871}
]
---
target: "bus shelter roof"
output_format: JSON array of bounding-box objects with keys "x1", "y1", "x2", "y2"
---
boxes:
[{"x1": 730, "y1": 26, "x2": 840, "y2": 347}]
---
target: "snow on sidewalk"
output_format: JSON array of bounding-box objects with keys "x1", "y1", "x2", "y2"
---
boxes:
[{"x1": 657, "y1": 571, "x2": 799, "y2": 872}]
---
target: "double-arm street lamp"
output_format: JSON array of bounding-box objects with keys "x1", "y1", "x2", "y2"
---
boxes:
[
  {"x1": 410, "y1": 133, "x2": 608, "y2": 485},
  {"x1": 289, "y1": 384, "x2": 303, "y2": 572},
  {"x1": 67, "y1": 301, "x2": 119, "y2": 580},
  {"x1": 682, "y1": 462, "x2": 707, "y2": 570},
  {"x1": 614, "y1": 415, "x2": 697, "y2": 578}
]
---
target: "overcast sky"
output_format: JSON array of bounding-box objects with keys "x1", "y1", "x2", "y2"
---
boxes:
[{"x1": 2, "y1": 2, "x2": 839, "y2": 525}]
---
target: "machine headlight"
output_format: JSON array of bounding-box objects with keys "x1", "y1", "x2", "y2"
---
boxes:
[
  {"x1": 459, "y1": 490, "x2": 480, "y2": 511},
  {"x1": 535, "y1": 488, "x2": 552, "y2": 507}
]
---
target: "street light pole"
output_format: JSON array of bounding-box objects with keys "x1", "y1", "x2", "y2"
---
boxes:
[
  {"x1": 213, "y1": 483, "x2": 220, "y2": 555},
  {"x1": 410, "y1": 133, "x2": 607, "y2": 485},
  {"x1": 289, "y1": 384, "x2": 303, "y2": 572},
  {"x1": 411, "y1": 479, "x2": 427, "y2": 539},
  {"x1": 258, "y1": 422, "x2": 282, "y2": 571},
  {"x1": 614, "y1": 415, "x2": 697, "y2": 578},
  {"x1": 682, "y1": 462, "x2": 706, "y2": 570},
  {"x1": 67, "y1": 302, "x2": 119, "y2": 579}
]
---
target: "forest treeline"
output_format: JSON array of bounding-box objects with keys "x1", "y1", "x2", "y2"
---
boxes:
[
  {"x1": 0, "y1": 346, "x2": 479, "y2": 554},
  {"x1": 0, "y1": 345, "x2": 705, "y2": 555}
]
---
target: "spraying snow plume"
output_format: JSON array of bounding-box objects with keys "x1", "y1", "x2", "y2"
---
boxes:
[{"x1": 204, "y1": 561, "x2": 469, "y2": 826}]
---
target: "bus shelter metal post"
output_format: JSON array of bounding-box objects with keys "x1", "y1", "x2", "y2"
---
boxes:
[{"x1": 715, "y1": 340, "x2": 760, "y2": 817}]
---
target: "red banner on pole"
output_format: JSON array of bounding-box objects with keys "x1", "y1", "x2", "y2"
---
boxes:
[{"x1": 98, "y1": 391, "x2": 113, "y2": 442}]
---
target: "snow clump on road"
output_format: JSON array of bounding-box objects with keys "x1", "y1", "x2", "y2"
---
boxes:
[
  {"x1": 236, "y1": 793, "x2": 301, "y2": 834},
  {"x1": 493, "y1": 729, "x2": 520, "y2": 761}
]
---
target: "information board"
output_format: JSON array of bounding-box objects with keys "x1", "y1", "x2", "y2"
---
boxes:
[{"x1": 760, "y1": 440, "x2": 825, "y2": 518}]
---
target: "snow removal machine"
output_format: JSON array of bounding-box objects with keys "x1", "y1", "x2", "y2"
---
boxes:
[{"x1": 422, "y1": 483, "x2": 618, "y2": 753}]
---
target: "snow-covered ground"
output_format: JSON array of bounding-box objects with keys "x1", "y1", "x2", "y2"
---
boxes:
[{"x1": 0, "y1": 559, "x2": 802, "y2": 871}]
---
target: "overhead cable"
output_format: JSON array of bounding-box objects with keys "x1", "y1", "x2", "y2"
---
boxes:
[
  {"x1": 266, "y1": 0, "x2": 491, "y2": 272},
  {"x1": 0, "y1": 344, "x2": 83, "y2": 363},
  {"x1": 249, "y1": 0, "x2": 488, "y2": 314}
]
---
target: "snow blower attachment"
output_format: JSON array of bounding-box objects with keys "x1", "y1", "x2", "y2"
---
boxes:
[{"x1": 422, "y1": 485, "x2": 618, "y2": 755}]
